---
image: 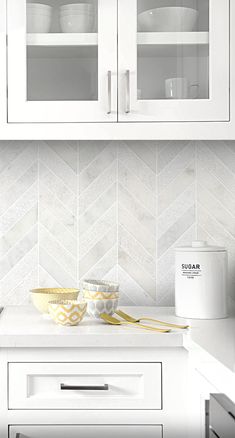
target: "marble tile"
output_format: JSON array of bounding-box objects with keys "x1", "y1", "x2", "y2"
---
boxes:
[
  {"x1": 39, "y1": 142, "x2": 78, "y2": 287},
  {"x1": 118, "y1": 141, "x2": 157, "y2": 303},
  {"x1": 158, "y1": 142, "x2": 195, "y2": 192},
  {"x1": 39, "y1": 141, "x2": 77, "y2": 193},
  {"x1": 0, "y1": 140, "x2": 234, "y2": 306},
  {"x1": 78, "y1": 141, "x2": 117, "y2": 284},
  {"x1": 196, "y1": 140, "x2": 235, "y2": 300}
]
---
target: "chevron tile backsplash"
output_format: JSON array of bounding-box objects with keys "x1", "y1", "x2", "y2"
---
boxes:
[{"x1": 0, "y1": 140, "x2": 234, "y2": 306}]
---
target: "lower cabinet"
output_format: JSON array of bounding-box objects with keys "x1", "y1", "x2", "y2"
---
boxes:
[
  {"x1": 8, "y1": 362, "x2": 162, "y2": 410},
  {"x1": 1, "y1": 348, "x2": 188, "y2": 438},
  {"x1": 10, "y1": 425, "x2": 163, "y2": 438}
]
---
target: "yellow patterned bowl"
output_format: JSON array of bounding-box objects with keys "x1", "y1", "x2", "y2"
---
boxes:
[
  {"x1": 83, "y1": 290, "x2": 119, "y2": 300},
  {"x1": 48, "y1": 300, "x2": 87, "y2": 326},
  {"x1": 30, "y1": 288, "x2": 79, "y2": 314}
]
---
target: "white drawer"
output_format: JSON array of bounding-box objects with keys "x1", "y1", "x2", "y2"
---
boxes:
[
  {"x1": 10, "y1": 425, "x2": 163, "y2": 438},
  {"x1": 9, "y1": 362, "x2": 162, "y2": 410}
]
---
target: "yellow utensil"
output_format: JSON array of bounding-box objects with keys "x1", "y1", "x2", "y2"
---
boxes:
[
  {"x1": 100, "y1": 313, "x2": 170, "y2": 333},
  {"x1": 115, "y1": 309, "x2": 189, "y2": 329}
]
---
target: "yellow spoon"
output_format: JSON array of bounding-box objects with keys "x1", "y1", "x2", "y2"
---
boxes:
[
  {"x1": 115, "y1": 309, "x2": 189, "y2": 329},
  {"x1": 100, "y1": 313, "x2": 170, "y2": 333}
]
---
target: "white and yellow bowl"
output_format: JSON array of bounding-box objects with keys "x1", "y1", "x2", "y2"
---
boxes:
[
  {"x1": 48, "y1": 300, "x2": 87, "y2": 326},
  {"x1": 83, "y1": 290, "x2": 119, "y2": 300},
  {"x1": 30, "y1": 288, "x2": 79, "y2": 314},
  {"x1": 82, "y1": 280, "x2": 119, "y2": 293},
  {"x1": 86, "y1": 297, "x2": 119, "y2": 319}
]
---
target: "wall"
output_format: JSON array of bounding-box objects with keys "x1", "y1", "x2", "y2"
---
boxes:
[{"x1": 0, "y1": 140, "x2": 234, "y2": 306}]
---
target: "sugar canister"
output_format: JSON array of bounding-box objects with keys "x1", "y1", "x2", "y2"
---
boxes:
[{"x1": 175, "y1": 241, "x2": 228, "y2": 319}]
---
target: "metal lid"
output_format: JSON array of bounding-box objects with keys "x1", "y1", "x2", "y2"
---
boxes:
[{"x1": 175, "y1": 241, "x2": 226, "y2": 252}]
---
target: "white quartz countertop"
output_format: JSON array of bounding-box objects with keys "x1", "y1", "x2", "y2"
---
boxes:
[
  {"x1": 0, "y1": 306, "x2": 185, "y2": 349},
  {"x1": 0, "y1": 306, "x2": 234, "y2": 373}
]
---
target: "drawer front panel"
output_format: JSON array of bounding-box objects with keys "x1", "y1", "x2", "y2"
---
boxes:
[
  {"x1": 10, "y1": 425, "x2": 163, "y2": 438},
  {"x1": 9, "y1": 362, "x2": 162, "y2": 410}
]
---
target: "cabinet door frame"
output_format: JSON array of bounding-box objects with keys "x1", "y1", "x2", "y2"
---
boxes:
[
  {"x1": 118, "y1": 0, "x2": 230, "y2": 123},
  {"x1": 7, "y1": 0, "x2": 117, "y2": 123},
  {"x1": 0, "y1": 0, "x2": 6, "y2": 124}
]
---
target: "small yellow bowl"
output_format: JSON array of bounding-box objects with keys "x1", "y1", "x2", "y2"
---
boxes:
[
  {"x1": 48, "y1": 300, "x2": 87, "y2": 326},
  {"x1": 30, "y1": 288, "x2": 79, "y2": 314}
]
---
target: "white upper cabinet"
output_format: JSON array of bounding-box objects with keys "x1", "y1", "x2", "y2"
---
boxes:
[
  {"x1": 6, "y1": 0, "x2": 230, "y2": 125},
  {"x1": 118, "y1": 0, "x2": 230, "y2": 122},
  {"x1": 7, "y1": 0, "x2": 117, "y2": 122}
]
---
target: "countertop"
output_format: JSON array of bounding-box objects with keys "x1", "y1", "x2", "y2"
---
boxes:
[{"x1": 0, "y1": 306, "x2": 234, "y2": 373}]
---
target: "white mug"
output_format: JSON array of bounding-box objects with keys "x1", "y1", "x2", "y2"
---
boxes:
[
  {"x1": 165, "y1": 77, "x2": 199, "y2": 99},
  {"x1": 165, "y1": 77, "x2": 188, "y2": 99}
]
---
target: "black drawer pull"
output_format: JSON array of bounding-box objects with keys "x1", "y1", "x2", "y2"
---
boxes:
[{"x1": 60, "y1": 383, "x2": 109, "y2": 391}]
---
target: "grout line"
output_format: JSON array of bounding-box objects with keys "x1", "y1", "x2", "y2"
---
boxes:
[
  {"x1": 77, "y1": 140, "x2": 79, "y2": 287},
  {"x1": 78, "y1": 180, "x2": 116, "y2": 220},
  {"x1": 118, "y1": 222, "x2": 155, "y2": 263},
  {"x1": 119, "y1": 182, "x2": 155, "y2": 218},
  {"x1": 39, "y1": 162, "x2": 76, "y2": 214},
  {"x1": 78, "y1": 160, "x2": 117, "y2": 205},
  {"x1": 157, "y1": 141, "x2": 191, "y2": 177},
  {"x1": 80, "y1": 243, "x2": 117, "y2": 280},
  {"x1": 117, "y1": 143, "x2": 119, "y2": 283},
  {"x1": 0, "y1": 240, "x2": 38, "y2": 284},
  {"x1": 195, "y1": 141, "x2": 198, "y2": 240},
  {"x1": 200, "y1": 142, "x2": 235, "y2": 182},
  {"x1": 155, "y1": 143, "x2": 158, "y2": 304},
  {"x1": 80, "y1": 202, "x2": 117, "y2": 238},
  {"x1": 42, "y1": 141, "x2": 77, "y2": 176},
  {"x1": 37, "y1": 142, "x2": 39, "y2": 287},
  {"x1": 118, "y1": 154, "x2": 156, "y2": 194},
  {"x1": 198, "y1": 181, "x2": 235, "y2": 219},
  {"x1": 0, "y1": 177, "x2": 38, "y2": 220},
  {"x1": 78, "y1": 142, "x2": 112, "y2": 175},
  {"x1": 197, "y1": 201, "x2": 235, "y2": 240},
  {"x1": 198, "y1": 155, "x2": 235, "y2": 199},
  {"x1": 39, "y1": 223, "x2": 77, "y2": 262},
  {"x1": 157, "y1": 181, "x2": 195, "y2": 220},
  {"x1": 124, "y1": 141, "x2": 157, "y2": 174},
  {"x1": 157, "y1": 222, "x2": 195, "y2": 262},
  {"x1": 158, "y1": 158, "x2": 195, "y2": 196}
]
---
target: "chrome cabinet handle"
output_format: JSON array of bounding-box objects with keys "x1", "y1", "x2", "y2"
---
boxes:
[
  {"x1": 107, "y1": 70, "x2": 111, "y2": 114},
  {"x1": 60, "y1": 383, "x2": 109, "y2": 391},
  {"x1": 125, "y1": 70, "x2": 130, "y2": 113}
]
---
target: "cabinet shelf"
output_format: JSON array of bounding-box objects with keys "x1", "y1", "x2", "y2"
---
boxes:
[
  {"x1": 137, "y1": 32, "x2": 209, "y2": 46},
  {"x1": 27, "y1": 31, "x2": 208, "y2": 48},
  {"x1": 137, "y1": 32, "x2": 209, "y2": 57},
  {"x1": 27, "y1": 33, "x2": 98, "y2": 46}
]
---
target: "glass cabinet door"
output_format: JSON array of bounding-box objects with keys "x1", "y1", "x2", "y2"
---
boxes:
[
  {"x1": 118, "y1": 0, "x2": 229, "y2": 122},
  {"x1": 8, "y1": 0, "x2": 117, "y2": 122}
]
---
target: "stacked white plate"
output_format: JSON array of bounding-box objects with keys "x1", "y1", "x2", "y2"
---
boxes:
[
  {"x1": 27, "y1": 3, "x2": 52, "y2": 33},
  {"x1": 60, "y1": 3, "x2": 95, "y2": 33}
]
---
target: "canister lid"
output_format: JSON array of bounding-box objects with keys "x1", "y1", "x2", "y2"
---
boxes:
[{"x1": 175, "y1": 241, "x2": 226, "y2": 252}]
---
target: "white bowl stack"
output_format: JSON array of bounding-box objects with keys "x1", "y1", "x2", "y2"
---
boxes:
[
  {"x1": 27, "y1": 3, "x2": 52, "y2": 33},
  {"x1": 82, "y1": 280, "x2": 119, "y2": 319},
  {"x1": 60, "y1": 3, "x2": 95, "y2": 33},
  {"x1": 138, "y1": 7, "x2": 198, "y2": 32}
]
